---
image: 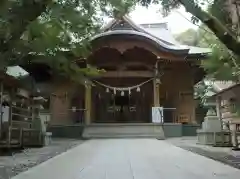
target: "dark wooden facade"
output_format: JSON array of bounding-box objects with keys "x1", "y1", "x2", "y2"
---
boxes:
[{"x1": 48, "y1": 16, "x2": 209, "y2": 125}]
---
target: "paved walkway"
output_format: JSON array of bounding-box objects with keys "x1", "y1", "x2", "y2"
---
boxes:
[
  {"x1": 168, "y1": 137, "x2": 240, "y2": 169},
  {"x1": 0, "y1": 139, "x2": 83, "y2": 178},
  {"x1": 13, "y1": 139, "x2": 240, "y2": 179}
]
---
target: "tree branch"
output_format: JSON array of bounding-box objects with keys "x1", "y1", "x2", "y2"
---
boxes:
[
  {"x1": 0, "y1": 0, "x2": 8, "y2": 10},
  {"x1": 178, "y1": 0, "x2": 240, "y2": 56},
  {"x1": 1, "y1": 0, "x2": 51, "y2": 53}
]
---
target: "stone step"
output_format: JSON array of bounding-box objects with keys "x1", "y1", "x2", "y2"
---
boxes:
[
  {"x1": 82, "y1": 123, "x2": 165, "y2": 139},
  {"x1": 82, "y1": 134, "x2": 164, "y2": 139}
]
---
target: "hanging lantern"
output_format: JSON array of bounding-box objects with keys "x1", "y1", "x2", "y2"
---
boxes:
[
  {"x1": 121, "y1": 91, "x2": 124, "y2": 96},
  {"x1": 106, "y1": 88, "x2": 109, "y2": 93},
  {"x1": 136, "y1": 86, "x2": 140, "y2": 92},
  {"x1": 114, "y1": 88, "x2": 116, "y2": 95}
]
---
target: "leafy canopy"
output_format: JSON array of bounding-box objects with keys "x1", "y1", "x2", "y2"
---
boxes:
[
  {"x1": 0, "y1": 0, "x2": 136, "y2": 82},
  {"x1": 172, "y1": 0, "x2": 240, "y2": 81},
  {"x1": 137, "y1": 0, "x2": 240, "y2": 59}
]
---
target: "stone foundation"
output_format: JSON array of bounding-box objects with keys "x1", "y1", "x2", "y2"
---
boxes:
[{"x1": 82, "y1": 123, "x2": 165, "y2": 139}]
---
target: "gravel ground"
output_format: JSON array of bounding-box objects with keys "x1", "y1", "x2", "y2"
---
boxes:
[
  {"x1": 167, "y1": 137, "x2": 240, "y2": 170},
  {"x1": 0, "y1": 138, "x2": 84, "y2": 179}
]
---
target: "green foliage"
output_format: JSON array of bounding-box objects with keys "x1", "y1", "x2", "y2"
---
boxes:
[
  {"x1": 138, "y1": 0, "x2": 208, "y2": 16},
  {"x1": 202, "y1": 43, "x2": 240, "y2": 81},
  {"x1": 202, "y1": 0, "x2": 240, "y2": 81},
  {"x1": 194, "y1": 80, "x2": 216, "y2": 103},
  {"x1": 175, "y1": 29, "x2": 199, "y2": 46},
  {"x1": 138, "y1": 0, "x2": 240, "y2": 57},
  {"x1": 208, "y1": 0, "x2": 231, "y2": 27},
  {"x1": 105, "y1": 0, "x2": 137, "y2": 18},
  {"x1": 194, "y1": 80, "x2": 208, "y2": 100},
  {"x1": 174, "y1": 0, "x2": 240, "y2": 103},
  {"x1": 0, "y1": 0, "x2": 136, "y2": 83},
  {"x1": 177, "y1": 26, "x2": 240, "y2": 81},
  {"x1": 175, "y1": 0, "x2": 240, "y2": 81}
]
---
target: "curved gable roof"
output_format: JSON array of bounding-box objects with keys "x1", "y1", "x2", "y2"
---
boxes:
[
  {"x1": 97, "y1": 15, "x2": 211, "y2": 57},
  {"x1": 91, "y1": 30, "x2": 189, "y2": 54}
]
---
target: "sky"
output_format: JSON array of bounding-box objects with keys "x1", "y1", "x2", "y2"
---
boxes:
[
  {"x1": 104, "y1": 4, "x2": 198, "y2": 35},
  {"x1": 130, "y1": 4, "x2": 197, "y2": 34}
]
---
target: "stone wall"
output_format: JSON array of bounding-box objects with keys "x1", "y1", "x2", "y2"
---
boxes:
[
  {"x1": 163, "y1": 123, "x2": 200, "y2": 137},
  {"x1": 48, "y1": 123, "x2": 200, "y2": 138},
  {"x1": 48, "y1": 125, "x2": 84, "y2": 139}
]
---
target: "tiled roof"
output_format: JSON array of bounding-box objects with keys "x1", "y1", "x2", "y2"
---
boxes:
[
  {"x1": 212, "y1": 81, "x2": 236, "y2": 91},
  {"x1": 6, "y1": 66, "x2": 29, "y2": 78},
  {"x1": 91, "y1": 30, "x2": 189, "y2": 54},
  {"x1": 140, "y1": 23, "x2": 180, "y2": 45},
  {"x1": 204, "y1": 80, "x2": 238, "y2": 98}
]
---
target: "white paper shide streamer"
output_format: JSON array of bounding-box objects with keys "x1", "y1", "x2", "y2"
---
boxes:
[{"x1": 93, "y1": 78, "x2": 154, "y2": 95}]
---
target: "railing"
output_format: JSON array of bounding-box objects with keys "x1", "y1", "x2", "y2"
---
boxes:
[
  {"x1": 11, "y1": 105, "x2": 33, "y2": 122},
  {"x1": 161, "y1": 108, "x2": 177, "y2": 123},
  {"x1": 0, "y1": 105, "x2": 35, "y2": 148},
  {"x1": 42, "y1": 108, "x2": 86, "y2": 125}
]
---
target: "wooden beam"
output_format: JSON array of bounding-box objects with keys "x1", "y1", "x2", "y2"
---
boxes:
[
  {"x1": 216, "y1": 96, "x2": 223, "y2": 129},
  {"x1": 98, "y1": 62, "x2": 153, "y2": 70},
  {"x1": 98, "y1": 71, "x2": 154, "y2": 78}
]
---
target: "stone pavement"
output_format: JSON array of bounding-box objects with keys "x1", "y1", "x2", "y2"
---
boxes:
[
  {"x1": 0, "y1": 139, "x2": 83, "y2": 178},
  {"x1": 167, "y1": 137, "x2": 240, "y2": 169},
  {"x1": 13, "y1": 139, "x2": 240, "y2": 179}
]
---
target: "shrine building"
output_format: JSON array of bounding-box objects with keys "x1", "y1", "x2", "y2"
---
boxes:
[{"x1": 46, "y1": 16, "x2": 211, "y2": 138}]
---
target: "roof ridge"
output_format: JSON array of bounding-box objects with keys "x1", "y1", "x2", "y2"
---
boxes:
[
  {"x1": 99, "y1": 15, "x2": 210, "y2": 56},
  {"x1": 123, "y1": 16, "x2": 177, "y2": 46},
  {"x1": 140, "y1": 22, "x2": 168, "y2": 25},
  {"x1": 102, "y1": 15, "x2": 176, "y2": 45}
]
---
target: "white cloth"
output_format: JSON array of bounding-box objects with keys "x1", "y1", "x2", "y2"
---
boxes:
[{"x1": 152, "y1": 107, "x2": 163, "y2": 123}]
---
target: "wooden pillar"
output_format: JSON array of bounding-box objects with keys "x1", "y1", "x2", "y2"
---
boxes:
[
  {"x1": 0, "y1": 82, "x2": 3, "y2": 137},
  {"x1": 153, "y1": 78, "x2": 160, "y2": 107},
  {"x1": 84, "y1": 85, "x2": 92, "y2": 125},
  {"x1": 216, "y1": 96, "x2": 223, "y2": 129}
]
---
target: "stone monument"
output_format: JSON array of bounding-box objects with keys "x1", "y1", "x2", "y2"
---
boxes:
[
  {"x1": 32, "y1": 96, "x2": 52, "y2": 146},
  {"x1": 197, "y1": 108, "x2": 231, "y2": 146}
]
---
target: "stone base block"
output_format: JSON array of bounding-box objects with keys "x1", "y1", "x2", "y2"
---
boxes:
[
  {"x1": 197, "y1": 130, "x2": 232, "y2": 146},
  {"x1": 43, "y1": 132, "x2": 52, "y2": 146},
  {"x1": 82, "y1": 123, "x2": 165, "y2": 139}
]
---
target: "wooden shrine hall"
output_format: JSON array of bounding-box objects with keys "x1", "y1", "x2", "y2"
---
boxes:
[{"x1": 47, "y1": 16, "x2": 211, "y2": 138}]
